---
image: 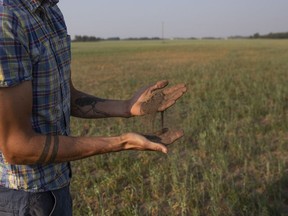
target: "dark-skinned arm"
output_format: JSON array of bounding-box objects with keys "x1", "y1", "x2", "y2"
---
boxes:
[
  {"x1": 70, "y1": 80, "x2": 187, "y2": 119},
  {"x1": 70, "y1": 81, "x2": 131, "y2": 118},
  {"x1": 0, "y1": 81, "x2": 183, "y2": 165}
]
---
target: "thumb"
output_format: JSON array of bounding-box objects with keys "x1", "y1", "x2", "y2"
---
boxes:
[
  {"x1": 150, "y1": 80, "x2": 169, "y2": 93},
  {"x1": 148, "y1": 141, "x2": 168, "y2": 154}
]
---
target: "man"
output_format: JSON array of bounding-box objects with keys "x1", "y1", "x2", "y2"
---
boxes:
[{"x1": 0, "y1": 0, "x2": 187, "y2": 215}]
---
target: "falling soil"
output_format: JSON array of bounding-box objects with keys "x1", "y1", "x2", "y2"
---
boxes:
[
  {"x1": 140, "y1": 92, "x2": 181, "y2": 144},
  {"x1": 161, "y1": 111, "x2": 164, "y2": 129}
]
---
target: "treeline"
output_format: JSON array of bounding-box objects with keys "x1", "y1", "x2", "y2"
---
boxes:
[
  {"x1": 250, "y1": 32, "x2": 288, "y2": 39},
  {"x1": 73, "y1": 35, "x2": 120, "y2": 42},
  {"x1": 73, "y1": 31, "x2": 288, "y2": 42},
  {"x1": 73, "y1": 35, "x2": 163, "y2": 42},
  {"x1": 123, "y1": 37, "x2": 162, "y2": 40}
]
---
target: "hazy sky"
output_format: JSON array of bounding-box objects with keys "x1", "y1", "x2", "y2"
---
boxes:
[{"x1": 58, "y1": 0, "x2": 288, "y2": 39}]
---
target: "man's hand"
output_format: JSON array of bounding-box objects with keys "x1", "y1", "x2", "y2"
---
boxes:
[
  {"x1": 128, "y1": 80, "x2": 187, "y2": 116},
  {"x1": 121, "y1": 128, "x2": 184, "y2": 154},
  {"x1": 143, "y1": 128, "x2": 184, "y2": 145}
]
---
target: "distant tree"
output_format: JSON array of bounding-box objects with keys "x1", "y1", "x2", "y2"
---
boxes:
[
  {"x1": 253, "y1": 33, "x2": 260, "y2": 38},
  {"x1": 73, "y1": 35, "x2": 103, "y2": 42},
  {"x1": 250, "y1": 32, "x2": 288, "y2": 39},
  {"x1": 74, "y1": 35, "x2": 82, "y2": 42},
  {"x1": 107, "y1": 37, "x2": 120, "y2": 41}
]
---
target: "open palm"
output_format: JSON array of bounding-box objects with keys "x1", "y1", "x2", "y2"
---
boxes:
[{"x1": 129, "y1": 80, "x2": 187, "y2": 116}]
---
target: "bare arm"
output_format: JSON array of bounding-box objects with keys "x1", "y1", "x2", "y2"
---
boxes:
[
  {"x1": 0, "y1": 81, "x2": 180, "y2": 165},
  {"x1": 70, "y1": 81, "x2": 131, "y2": 118},
  {"x1": 70, "y1": 80, "x2": 187, "y2": 118}
]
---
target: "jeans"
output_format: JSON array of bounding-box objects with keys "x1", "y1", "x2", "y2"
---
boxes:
[{"x1": 0, "y1": 185, "x2": 72, "y2": 216}]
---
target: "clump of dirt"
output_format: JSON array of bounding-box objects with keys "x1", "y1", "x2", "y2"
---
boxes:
[
  {"x1": 140, "y1": 92, "x2": 165, "y2": 131},
  {"x1": 140, "y1": 92, "x2": 165, "y2": 114}
]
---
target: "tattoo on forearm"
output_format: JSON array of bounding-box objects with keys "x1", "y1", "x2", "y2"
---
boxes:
[
  {"x1": 37, "y1": 135, "x2": 52, "y2": 164},
  {"x1": 47, "y1": 136, "x2": 59, "y2": 164},
  {"x1": 74, "y1": 96, "x2": 110, "y2": 117},
  {"x1": 37, "y1": 135, "x2": 59, "y2": 164}
]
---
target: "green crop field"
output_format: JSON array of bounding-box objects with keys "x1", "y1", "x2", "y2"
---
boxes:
[{"x1": 69, "y1": 39, "x2": 288, "y2": 216}]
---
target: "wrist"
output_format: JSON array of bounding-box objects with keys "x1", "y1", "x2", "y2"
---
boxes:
[
  {"x1": 123, "y1": 99, "x2": 133, "y2": 118},
  {"x1": 119, "y1": 133, "x2": 134, "y2": 150}
]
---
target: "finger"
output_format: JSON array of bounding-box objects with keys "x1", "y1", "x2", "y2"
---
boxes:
[
  {"x1": 158, "y1": 90, "x2": 186, "y2": 111},
  {"x1": 164, "y1": 89, "x2": 186, "y2": 102},
  {"x1": 158, "y1": 100, "x2": 175, "y2": 112},
  {"x1": 146, "y1": 141, "x2": 168, "y2": 154},
  {"x1": 162, "y1": 83, "x2": 187, "y2": 95},
  {"x1": 149, "y1": 80, "x2": 169, "y2": 93},
  {"x1": 169, "y1": 129, "x2": 184, "y2": 141},
  {"x1": 159, "y1": 129, "x2": 184, "y2": 145},
  {"x1": 146, "y1": 129, "x2": 184, "y2": 145}
]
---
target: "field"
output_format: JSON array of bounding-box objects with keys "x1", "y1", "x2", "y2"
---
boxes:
[{"x1": 69, "y1": 39, "x2": 288, "y2": 216}]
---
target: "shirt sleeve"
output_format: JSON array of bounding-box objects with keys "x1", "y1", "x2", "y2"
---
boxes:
[{"x1": 0, "y1": 7, "x2": 32, "y2": 87}]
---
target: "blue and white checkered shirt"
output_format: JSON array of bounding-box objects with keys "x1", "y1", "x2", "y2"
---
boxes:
[{"x1": 0, "y1": 0, "x2": 72, "y2": 192}]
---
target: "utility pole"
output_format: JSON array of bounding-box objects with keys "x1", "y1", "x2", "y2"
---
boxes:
[{"x1": 162, "y1": 21, "x2": 165, "y2": 43}]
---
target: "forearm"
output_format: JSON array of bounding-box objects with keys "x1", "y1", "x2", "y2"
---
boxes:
[
  {"x1": 70, "y1": 88, "x2": 131, "y2": 118},
  {"x1": 4, "y1": 132, "x2": 125, "y2": 165},
  {"x1": 4, "y1": 129, "x2": 172, "y2": 165}
]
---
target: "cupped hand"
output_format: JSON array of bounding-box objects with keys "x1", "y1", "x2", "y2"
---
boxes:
[
  {"x1": 128, "y1": 80, "x2": 187, "y2": 116},
  {"x1": 121, "y1": 128, "x2": 184, "y2": 154},
  {"x1": 143, "y1": 128, "x2": 184, "y2": 145}
]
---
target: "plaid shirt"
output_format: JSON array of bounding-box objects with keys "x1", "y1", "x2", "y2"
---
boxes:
[{"x1": 0, "y1": 0, "x2": 72, "y2": 192}]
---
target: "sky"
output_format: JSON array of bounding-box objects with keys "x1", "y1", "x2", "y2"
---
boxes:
[{"x1": 58, "y1": 0, "x2": 288, "y2": 39}]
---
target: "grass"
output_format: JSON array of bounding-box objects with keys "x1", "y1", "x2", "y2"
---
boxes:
[{"x1": 69, "y1": 39, "x2": 288, "y2": 215}]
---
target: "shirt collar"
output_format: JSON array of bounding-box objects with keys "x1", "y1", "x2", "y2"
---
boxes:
[{"x1": 21, "y1": 0, "x2": 59, "y2": 13}]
